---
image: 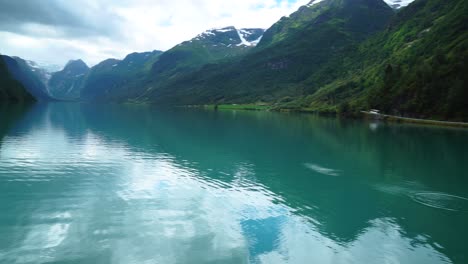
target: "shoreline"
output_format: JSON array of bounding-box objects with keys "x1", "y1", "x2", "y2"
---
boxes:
[
  {"x1": 361, "y1": 111, "x2": 468, "y2": 128},
  {"x1": 190, "y1": 104, "x2": 468, "y2": 129}
]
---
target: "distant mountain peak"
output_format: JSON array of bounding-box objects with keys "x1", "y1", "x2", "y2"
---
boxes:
[
  {"x1": 65, "y1": 59, "x2": 87, "y2": 67},
  {"x1": 63, "y1": 59, "x2": 89, "y2": 74}
]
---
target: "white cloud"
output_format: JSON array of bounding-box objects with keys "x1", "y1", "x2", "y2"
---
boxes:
[{"x1": 0, "y1": 0, "x2": 310, "y2": 67}]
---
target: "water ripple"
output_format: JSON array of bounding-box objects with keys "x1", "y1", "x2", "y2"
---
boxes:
[{"x1": 410, "y1": 192, "x2": 468, "y2": 212}]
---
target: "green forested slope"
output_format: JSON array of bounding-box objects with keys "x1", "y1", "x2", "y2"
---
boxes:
[
  {"x1": 307, "y1": 0, "x2": 468, "y2": 121},
  {"x1": 371, "y1": 0, "x2": 467, "y2": 120},
  {"x1": 151, "y1": 27, "x2": 263, "y2": 77},
  {"x1": 141, "y1": 0, "x2": 394, "y2": 105},
  {"x1": 79, "y1": 50, "x2": 163, "y2": 101},
  {"x1": 81, "y1": 28, "x2": 263, "y2": 102},
  {"x1": 136, "y1": 27, "x2": 264, "y2": 103},
  {"x1": 135, "y1": 0, "x2": 466, "y2": 121}
]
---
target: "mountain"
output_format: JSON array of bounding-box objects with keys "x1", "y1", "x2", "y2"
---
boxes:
[
  {"x1": 1, "y1": 55, "x2": 52, "y2": 101},
  {"x1": 80, "y1": 50, "x2": 163, "y2": 101},
  {"x1": 349, "y1": 0, "x2": 468, "y2": 120},
  {"x1": 151, "y1": 27, "x2": 264, "y2": 76},
  {"x1": 274, "y1": 0, "x2": 468, "y2": 121},
  {"x1": 138, "y1": 0, "x2": 394, "y2": 105},
  {"x1": 140, "y1": 27, "x2": 265, "y2": 100},
  {"x1": 81, "y1": 27, "x2": 264, "y2": 102},
  {"x1": 36, "y1": 0, "x2": 465, "y2": 121},
  {"x1": 28, "y1": 60, "x2": 63, "y2": 73},
  {"x1": 120, "y1": 0, "x2": 466, "y2": 121},
  {"x1": 0, "y1": 56, "x2": 35, "y2": 102},
  {"x1": 24, "y1": 60, "x2": 61, "y2": 82},
  {"x1": 49, "y1": 60, "x2": 90, "y2": 100}
]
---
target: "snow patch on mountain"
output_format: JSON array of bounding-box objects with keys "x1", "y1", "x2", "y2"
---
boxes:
[
  {"x1": 24, "y1": 60, "x2": 58, "y2": 83},
  {"x1": 196, "y1": 27, "x2": 264, "y2": 47},
  {"x1": 238, "y1": 29, "x2": 264, "y2": 47},
  {"x1": 250, "y1": 36, "x2": 263, "y2": 46},
  {"x1": 213, "y1": 28, "x2": 233, "y2": 33},
  {"x1": 307, "y1": 0, "x2": 325, "y2": 7},
  {"x1": 306, "y1": 0, "x2": 415, "y2": 9},
  {"x1": 383, "y1": 0, "x2": 415, "y2": 9},
  {"x1": 26, "y1": 60, "x2": 63, "y2": 73},
  {"x1": 199, "y1": 27, "x2": 234, "y2": 38},
  {"x1": 237, "y1": 29, "x2": 256, "y2": 47}
]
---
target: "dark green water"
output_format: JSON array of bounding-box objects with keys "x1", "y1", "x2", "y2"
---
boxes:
[{"x1": 1, "y1": 103, "x2": 467, "y2": 264}]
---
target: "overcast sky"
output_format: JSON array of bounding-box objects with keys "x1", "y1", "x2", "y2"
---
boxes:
[{"x1": 0, "y1": 0, "x2": 310, "y2": 67}]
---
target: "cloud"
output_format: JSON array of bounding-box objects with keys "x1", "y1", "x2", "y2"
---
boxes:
[
  {"x1": 0, "y1": 0, "x2": 310, "y2": 66},
  {"x1": 0, "y1": 0, "x2": 122, "y2": 38}
]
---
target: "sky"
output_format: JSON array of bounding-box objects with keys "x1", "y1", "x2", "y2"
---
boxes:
[{"x1": 0, "y1": 0, "x2": 311, "y2": 67}]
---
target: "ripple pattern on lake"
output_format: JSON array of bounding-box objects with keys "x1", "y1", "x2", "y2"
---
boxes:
[
  {"x1": 1, "y1": 103, "x2": 467, "y2": 264},
  {"x1": 374, "y1": 182, "x2": 468, "y2": 212},
  {"x1": 410, "y1": 192, "x2": 468, "y2": 212}
]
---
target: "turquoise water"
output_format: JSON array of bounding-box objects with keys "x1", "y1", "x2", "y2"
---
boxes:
[{"x1": 0, "y1": 103, "x2": 467, "y2": 264}]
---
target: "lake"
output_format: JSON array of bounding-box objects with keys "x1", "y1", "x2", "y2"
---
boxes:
[{"x1": 0, "y1": 103, "x2": 467, "y2": 264}]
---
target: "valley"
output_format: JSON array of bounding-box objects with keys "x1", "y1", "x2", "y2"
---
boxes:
[{"x1": 1, "y1": 0, "x2": 467, "y2": 122}]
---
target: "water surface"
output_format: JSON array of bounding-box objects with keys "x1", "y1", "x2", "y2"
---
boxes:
[{"x1": 0, "y1": 103, "x2": 467, "y2": 264}]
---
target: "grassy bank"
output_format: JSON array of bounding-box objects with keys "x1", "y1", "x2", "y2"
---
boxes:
[
  {"x1": 202, "y1": 104, "x2": 271, "y2": 111},
  {"x1": 186, "y1": 103, "x2": 468, "y2": 129}
]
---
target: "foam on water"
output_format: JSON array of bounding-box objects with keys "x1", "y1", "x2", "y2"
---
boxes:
[{"x1": 304, "y1": 163, "x2": 341, "y2": 176}]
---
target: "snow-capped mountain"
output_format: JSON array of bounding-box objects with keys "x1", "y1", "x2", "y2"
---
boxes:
[
  {"x1": 26, "y1": 60, "x2": 63, "y2": 74},
  {"x1": 25, "y1": 60, "x2": 54, "y2": 82},
  {"x1": 193, "y1": 26, "x2": 264, "y2": 48},
  {"x1": 307, "y1": 0, "x2": 325, "y2": 6},
  {"x1": 308, "y1": 0, "x2": 415, "y2": 9}
]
